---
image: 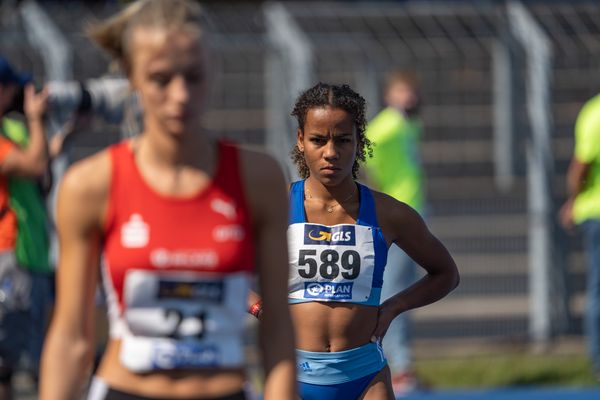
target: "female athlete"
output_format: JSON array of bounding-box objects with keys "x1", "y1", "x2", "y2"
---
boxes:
[
  {"x1": 39, "y1": 1, "x2": 296, "y2": 399},
  {"x1": 284, "y1": 82, "x2": 459, "y2": 399}
]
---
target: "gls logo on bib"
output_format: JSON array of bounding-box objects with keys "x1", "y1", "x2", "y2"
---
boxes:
[{"x1": 304, "y1": 224, "x2": 356, "y2": 246}]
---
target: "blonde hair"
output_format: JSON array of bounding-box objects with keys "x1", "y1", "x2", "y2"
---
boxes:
[{"x1": 88, "y1": 0, "x2": 205, "y2": 72}]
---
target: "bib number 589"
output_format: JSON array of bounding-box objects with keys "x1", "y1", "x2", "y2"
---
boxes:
[{"x1": 297, "y1": 249, "x2": 361, "y2": 280}]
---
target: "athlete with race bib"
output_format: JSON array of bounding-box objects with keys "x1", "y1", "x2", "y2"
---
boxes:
[
  {"x1": 39, "y1": 1, "x2": 296, "y2": 399},
  {"x1": 285, "y1": 83, "x2": 459, "y2": 399}
]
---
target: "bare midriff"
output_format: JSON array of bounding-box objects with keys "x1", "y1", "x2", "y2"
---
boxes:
[
  {"x1": 96, "y1": 339, "x2": 246, "y2": 398},
  {"x1": 290, "y1": 302, "x2": 379, "y2": 352}
]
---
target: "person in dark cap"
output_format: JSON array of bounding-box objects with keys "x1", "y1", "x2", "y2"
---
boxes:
[
  {"x1": 0, "y1": 56, "x2": 35, "y2": 116},
  {"x1": 0, "y1": 57, "x2": 31, "y2": 87},
  {"x1": 0, "y1": 55, "x2": 49, "y2": 399}
]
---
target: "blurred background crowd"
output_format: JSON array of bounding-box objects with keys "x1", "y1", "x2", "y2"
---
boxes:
[{"x1": 2, "y1": 0, "x2": 600, "y2": 398}]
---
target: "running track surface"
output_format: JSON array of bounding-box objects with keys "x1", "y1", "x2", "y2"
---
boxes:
[{"x1": 402, "y1": 388, "x2": 600, "y2": 399}]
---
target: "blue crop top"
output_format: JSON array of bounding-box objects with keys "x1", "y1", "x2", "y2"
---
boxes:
[{"x1": 287, "y1": 180, "x2": 388, "y2": 306}]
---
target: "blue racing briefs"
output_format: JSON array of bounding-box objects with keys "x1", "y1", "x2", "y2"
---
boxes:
[
  {"x1": 298, "y1": 371, "x2": 380, "y2": 400},
  {"x1": 296, "y1": 342, "x2": 386, "y2": 385}
]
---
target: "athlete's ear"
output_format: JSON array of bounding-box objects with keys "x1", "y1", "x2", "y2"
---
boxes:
[{"x1": 296, "y1": 128, "x2": 304, "y2": 152}]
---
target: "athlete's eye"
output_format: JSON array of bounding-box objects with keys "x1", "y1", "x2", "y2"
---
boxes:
[{"x1": 150, "y1": 74, "x2": 171, "y2": 87}]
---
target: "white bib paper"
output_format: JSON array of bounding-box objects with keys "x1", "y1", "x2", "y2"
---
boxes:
[
  {"x1": 288, "y1": 223, "x2": 375, "y2": 302},
  {"x1": 119, "y1": 269, "x2": 249, "y2": 372}
]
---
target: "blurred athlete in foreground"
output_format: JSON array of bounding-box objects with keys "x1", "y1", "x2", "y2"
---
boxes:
[{"x1": 40, "y1": 1, "x2": 296, "y2": 399}]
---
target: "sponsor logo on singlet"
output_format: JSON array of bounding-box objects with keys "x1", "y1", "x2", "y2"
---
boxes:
[
  {"x1": 303, "y1": 282, "x2": 353, "y2": 300},
  {"x1": 158, "y1": 280, "x2": 224, "y2": 302},
  {"x1": 213, "y1": 225, "x2": 245, "y2": 242},
  {"x1": 150, "y1": 248, "x2": 219, "y2": 269},
  {"x1": 121, "y1": 214, "x2": 150, "y2": 248},
  {"x1": 303, "y1": 224, "x2": 356, "y2": 246},
  {"x1": 152, "y1": 342, "x2": 220, "y2": 369},
  {"x1": 211, "y1": 198, "x2": 237, "y2": 220}
]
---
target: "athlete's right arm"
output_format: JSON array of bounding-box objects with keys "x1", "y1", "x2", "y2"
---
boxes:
[{"x1": 39, "y1": 152, "x2": 110, "y2": 400}]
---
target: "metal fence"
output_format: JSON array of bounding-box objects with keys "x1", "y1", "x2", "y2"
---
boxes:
[
  {"x1": 263, "y1": 0, "x2": 600, "y2": 344},
  {"x1": 2, "y1": 0, "x2": 600, "y2": 345}
]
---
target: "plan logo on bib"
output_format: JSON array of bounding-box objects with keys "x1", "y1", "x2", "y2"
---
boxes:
[
  {"x1": 121, "y1": 214, "x2": 149, "y2": 248},
  {"x1": 304, "y1": 282, "x2": 353, "y2": 300},
  {"x1": 304, "y1": 224, "x2": 356, "y2": 246}
]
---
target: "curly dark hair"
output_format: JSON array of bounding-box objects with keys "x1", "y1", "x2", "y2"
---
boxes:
[{"x1": 290, "y1": 82, "x2": 372, "y2": 179}]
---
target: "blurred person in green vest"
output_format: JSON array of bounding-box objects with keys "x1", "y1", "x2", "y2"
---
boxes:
[
  {"x1": 560, "y1": 93, "x2": 600, "y2": 378},
  {"x1": 0, "y1": 55, "x2": 49, "y2": 398},
  {"x1": 364, "y1": 69, "x2": 424, "y2": 396},
  {"x1": 2, "y1": 117, "x2": 52, "y2": 385}
]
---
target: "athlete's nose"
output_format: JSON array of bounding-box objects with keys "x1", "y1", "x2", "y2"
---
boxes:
[
  {"x1": 323, "y1": 140, "x2": 339, "y2": 160},
  {"x1": 170, "y1": 75, "x2": 190, "y2": 105}
]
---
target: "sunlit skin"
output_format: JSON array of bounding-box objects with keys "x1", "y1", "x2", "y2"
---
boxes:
[{"x1": 291, "y1": 105, "x2": 459, "y2": 399}]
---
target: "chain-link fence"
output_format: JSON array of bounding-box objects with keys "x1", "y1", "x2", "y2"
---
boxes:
[{"x1": 2, "y1": 0, "x2": 600, "y2": 345}]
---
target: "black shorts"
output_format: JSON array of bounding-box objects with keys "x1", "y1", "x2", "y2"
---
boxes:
[
  {"x1": 87, "y1": 377, "x2": 248, "y2": 400},
  {"x1": 105, "y1": 388, "x2": 246, "y2": 400}
]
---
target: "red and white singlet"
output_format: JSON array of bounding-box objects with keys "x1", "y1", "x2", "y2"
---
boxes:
[{"x1": 101, "y1": 140, "x2": 255, "y2": 372}]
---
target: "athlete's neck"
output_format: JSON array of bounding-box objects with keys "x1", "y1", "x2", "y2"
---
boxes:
[
  {"x1": 305, "y1": 176, "x2": 357, "y2": 203},
  {"x1": 138, "y1": 127, "x2": 215, "y2": 171}
]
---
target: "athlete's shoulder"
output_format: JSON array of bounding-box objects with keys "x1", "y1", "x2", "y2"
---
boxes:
[
  {"x1": 235, "y1": 144, "x2": 287, "y2": 222},
  {"x1": 57, "y1": 147, "x2": 113, "y2": 231},
  {"x1": 237, "y1": 144, "x2": 286, "y2": 183},
  {"x1": 367, "y1": 185, "x2": 424, "y2": 246},
  {"x1": 368, "y1": 186, "x2": 416, "y2": 218},
  {"x1": 60, "y1": 147, "x2": 112, "y2": 202}
]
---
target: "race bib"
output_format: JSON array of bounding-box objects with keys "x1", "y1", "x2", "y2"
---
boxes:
[
  {"x1": 287, "y1": 223, "x2": 375, "y2": 302},
  {"x1": 119, "y1": 270, "x2": 250, "y2": 372}
]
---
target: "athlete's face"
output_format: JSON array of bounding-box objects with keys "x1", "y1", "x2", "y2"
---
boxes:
[
  {"x1": 129, "y1": 27, "x2": 208, "y2": 137},
  {"x1": 297, "y1": 106, "x2": 357, "y2": 186}
]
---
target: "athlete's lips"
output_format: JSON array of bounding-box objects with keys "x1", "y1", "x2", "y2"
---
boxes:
[
  {"x1": 167, "y1": 113, "x2": 188, "y2": 120},
  {"x1": 166, "y1": 109, "x2": 192, "y2": 120}
]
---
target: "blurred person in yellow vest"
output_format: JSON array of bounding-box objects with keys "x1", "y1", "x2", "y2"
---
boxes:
[
  {"x1": 560, "y1": 93, "x2": 600, "y2": 378},
  {"x1": 364, "y1": 69, "x2": 425, "y2": 395}
]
